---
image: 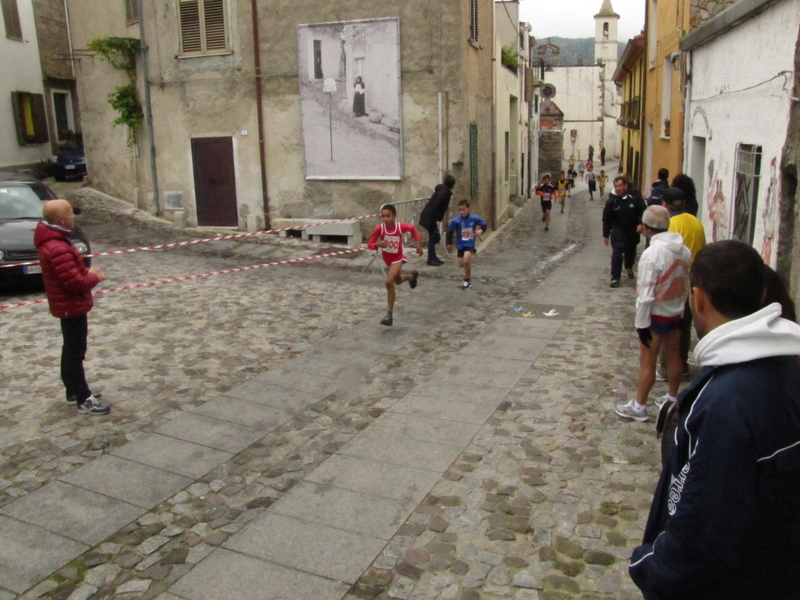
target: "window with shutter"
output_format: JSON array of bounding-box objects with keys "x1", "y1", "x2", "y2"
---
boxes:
[
  {"x1": 2, "y1": 0, "x2": 23, "y2": 41},
  {"x1": 179, "y1": 0, "x2": 227, "y2": 56},
  {"x1": 469, "y1": 0, "x2": 478, "y2": 44},
  {"x1": 126, "y1": 0, "x2": 139, "y2": 24},
  {"x1": 11, "y1": 92, "x2": 50, "y2": 145}
]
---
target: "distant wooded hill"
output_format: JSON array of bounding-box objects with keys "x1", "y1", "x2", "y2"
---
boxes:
[{"x1": 534, "y1": 37, "x2": 626, "y2": 67}]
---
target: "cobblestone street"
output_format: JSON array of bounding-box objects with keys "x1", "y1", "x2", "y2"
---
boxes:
[{"x1": 0, "y1": 176, "x2": 670, "y2": 600}]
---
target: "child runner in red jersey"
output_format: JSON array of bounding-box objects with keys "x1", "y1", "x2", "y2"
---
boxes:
[{"x1": 367, "y1": 204, "x2": 423, "y2": 326}]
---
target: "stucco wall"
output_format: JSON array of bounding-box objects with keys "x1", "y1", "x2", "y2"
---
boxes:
[
  {"x1": 545, "y1": 65, "x2": 603, "y2": 161},
  {"x1": 686, "y1": 0, "x2": 800, "y2": 268},
  {"x1": 68, "y1": 0, "x2": 495, "y2": 232},
  {"x1": 0, "y1": 0, "x2": 51, "y2": 169}
]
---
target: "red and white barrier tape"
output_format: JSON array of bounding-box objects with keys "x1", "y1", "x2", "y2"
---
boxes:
[
  {"x1": 0, "y1": 248, "x2": 365, "y2": 311},
  {"x1": 0, "y1": 214, "x2": 378, "y2": 269}
]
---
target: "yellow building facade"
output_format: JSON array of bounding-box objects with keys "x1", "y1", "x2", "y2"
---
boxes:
[
  {"x1": 613, "y1": 34, "x2": 645, "y2": 190},
  {"x1": 642, "y1": 0, "x2": 691, "y2": 191}
]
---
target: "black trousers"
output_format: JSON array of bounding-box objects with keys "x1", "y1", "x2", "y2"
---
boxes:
[
  {"x1": 610, "y1": 239, "x2": 637, "y2": 281},
  {"x1": 60, "y1": 315, "x2": 91, "y2": 403},
  {"x1": 426, "y1": 226, "x2": 440, "y2": 261}
]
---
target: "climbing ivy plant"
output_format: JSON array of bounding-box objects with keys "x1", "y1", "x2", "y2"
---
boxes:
[{"x1": 88, "y1": 37, "x2": 143, "y2": 143}]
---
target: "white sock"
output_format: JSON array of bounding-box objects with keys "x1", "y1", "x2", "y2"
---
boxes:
[
  {"x1": 632, "y1": 401, "x2": 646, "y2": 411},
  {"x1": 665, "y1": 394, "x2": 677, "y2": 402}
]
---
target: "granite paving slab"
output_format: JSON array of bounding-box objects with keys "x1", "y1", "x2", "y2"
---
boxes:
[
  {"x1": 306, "y1": 454, "x2": 441, "y2": 503},
  {"x1": 0, "y1": 515, "x2": 87, "y2": 594},
  {"x1": 339, "y1": 424, "x2": 464, "y2": 472},
  {"x1": 110, "y1": 433, "x2": 234, "y2": 478},
  {"x1": 183, "y1": 396, "x2": 293, "y2": 430},
  {"x1": 366, "y1": 411, "x2": 482, "y2": 448},
  {"x1": 59, "y1": 455, "x2": 192, "y2": 508},
  {"x1": 0, "y1": 480, "x2": 144, "y2": 546},
  {"x1": 457, "y1": 332, "x2": 550, "y2": 360},
  {"x1": 154, "y1": 412, "x2": 264, "y2": 454},
  {"x1": 489, "y1": 315, "x2": 565, "y2": 338},
  {"x1": 222, "y1": 381, "x2": 320, "y2": 411},
  {"x1": 225, "y1": 512, "x2": 386, "y2": 583},
  {"x1": 270, "y1": 480, "x2": 415, "y2": 540},
  {"x1": 402, "y1": 382, "x2": 512, "y2": 405},
  {"x1": 169, "y1": 548, "x2": 349, "y2": 600},
  {"x1": 388, "y1": 394, "x2": 500, "y2": 424}
]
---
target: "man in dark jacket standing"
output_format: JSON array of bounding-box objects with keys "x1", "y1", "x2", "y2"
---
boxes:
[
  {"x1": 630, "y1": 240, "x2": 800, "y2": 600},
  {"x1": 418, "y1": 174, "x2": 455, "y2": 266},
  {"x1": 35, "y1": 200, "x2": 110, "y2": 415},
  {"x1": 602, "y1": 175, "x2": 645, "y2": 288}
]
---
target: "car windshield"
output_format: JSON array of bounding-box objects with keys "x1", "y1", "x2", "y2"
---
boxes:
[{"x1": 0, "y1": 187, "x2": 45, "y2": 220}]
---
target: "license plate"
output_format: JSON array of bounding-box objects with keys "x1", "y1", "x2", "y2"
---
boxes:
[
  {"x1": 24, "y1": 265, "x2": 42, "y2": 274},
  {"x1": 65, "y1": 165, "x2": 76, "y2": 170}
]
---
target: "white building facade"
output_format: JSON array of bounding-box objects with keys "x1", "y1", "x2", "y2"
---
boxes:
[
  {"x1": 1, "y1": 0, "x2": 51, "y2": 169},
  {"x1": 681, "y1": 0, "x2": 800, "y2": 270}
]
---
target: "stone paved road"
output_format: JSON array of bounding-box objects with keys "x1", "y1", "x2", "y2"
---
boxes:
[{"x1": 0, "y1": 172, "x2": 675, "y2": 599}]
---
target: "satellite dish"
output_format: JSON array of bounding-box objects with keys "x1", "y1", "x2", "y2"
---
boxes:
[{"x1": 541, "y1": 84, "x2": 556, "y2": 99}]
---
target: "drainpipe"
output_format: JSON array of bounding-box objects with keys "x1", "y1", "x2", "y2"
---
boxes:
[
  {"x1": 63, "y1": 0, "x2": 75, "y2": 79},
  {"x1": 437, "y1": 0, "x2": 445, "y2": 182},
  {"x1": 138, "y1": 0, "x2": 160, "y2": 216},
  {"x1": 251, "y1": 0, "x2": 271, "y2": 229}
]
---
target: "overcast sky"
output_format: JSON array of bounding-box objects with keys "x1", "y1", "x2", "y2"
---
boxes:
[{"x1": 519, "y1": 0, "x2": 645, "y2": 42}]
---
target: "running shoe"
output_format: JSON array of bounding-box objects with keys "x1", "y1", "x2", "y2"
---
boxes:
[
  {"x1": 380, "y1": 314, "x2": 393, "y2": 327},
  {"x1": 67, "y1": 392, "x2": 102, "y2": 405},
  {"x1": 610, "y1": 280, "x2": 620, "y2": 288},
  {"x1": 626, "y1": 268, "x2": 635, "y2": 279},
  {"x1": 462, "y1": 281, "x2": 471, "y2": 290},
  {"x1": 409, "y1": 271, "x2": 419, "y2": 289},
  {"x1": 545, "y1": 225, "x2": 549, "y2": 232},
  {"x1": 654, "y1": 394, "x2": 674, "y2": 409},
  {"x1": 78, "y1": 395, "x2": 111, "y2": 416},
  {"x1": 655, "y1": 370, "x2": 667, "y2": 382},
  {"x1": 615, "y1": 399, "x2": 648, "y2": 422}
]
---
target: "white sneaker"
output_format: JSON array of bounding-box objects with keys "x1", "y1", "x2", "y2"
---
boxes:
[
  {"x1": 654, "y1": 394, "x2": 675, "y2": 409},
  {"x1": 462, "y1": 281, "x2": 471, "y2": 290},
  {"x1": 655, "y1": 370, "x2": 667, "y2": 382},
  {"x1": 615, "y1": 399, "x2": 648, "y2": 422}
]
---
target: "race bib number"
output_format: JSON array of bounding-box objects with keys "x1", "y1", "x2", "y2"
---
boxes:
[
  {"x1": 461, "y1": 228, "x2": 474, "y2": 242},
  {"x1": 543, "y1": 193, "x2": 552, "y2": 201},
  {"x1": 382, "y1": 235, "x2": 400, "y2": 254}
]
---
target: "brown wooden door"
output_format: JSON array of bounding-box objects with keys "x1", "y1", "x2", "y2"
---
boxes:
[{"x1": 191, "y1": 137, "x2": 238, "y2": 227}]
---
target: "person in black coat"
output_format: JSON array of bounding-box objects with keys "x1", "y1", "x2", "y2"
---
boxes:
[
  {"x1": 630, "y1": 240, "x2": 800, "y2": 600},
  {"x1": 602, "y1": 175, "x2": 645, "y2": 287},
  {"x1": 418, "y1": 174, "x2": 455, "y2": 266}
]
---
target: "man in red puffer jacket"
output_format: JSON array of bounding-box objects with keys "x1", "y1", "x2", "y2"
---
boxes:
[{"x1": 35, "y1": 199, "x2": 110, "y2": 415}]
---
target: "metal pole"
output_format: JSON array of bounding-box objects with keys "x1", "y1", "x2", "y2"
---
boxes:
[
  {"x1": 329, "y1": 92, "x2": 333, "y2": 161},
  {"x1": 251, "y1": 0, "x2": 271, "y2": 229}
]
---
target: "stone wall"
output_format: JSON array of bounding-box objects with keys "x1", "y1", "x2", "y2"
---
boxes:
[
  {"x1": 690, "y1": 0, "x2": 740, "y2": 29},
  {"x1": 33, "y1": 0, "x2": 73, "y2": 80},
  {"x1": 538, "y1": 131, "x2": 564, "y2": 180}
]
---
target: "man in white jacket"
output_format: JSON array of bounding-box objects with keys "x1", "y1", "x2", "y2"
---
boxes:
[{"x1": 616, "y1": 206, "x2": 691, "y2": 421}]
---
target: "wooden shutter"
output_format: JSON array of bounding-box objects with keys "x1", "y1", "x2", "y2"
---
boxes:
[
  {"x1": 179, "y1": 0, "x2": 202, "y2": 53},
  {"x1": 203, "y1": 0, "x2": 226, "y2": 51},
  {"x1": 125, "y1": 0, "x2": 139, "y2": 24},
  {"x1": 31, "y1": 93, "x2": 49, "y2": 144},
  {"x1": 11, "y1": 92, "x2": 26, "y2": 144},
  {"x1": 469, "y1": 0, "x2": 478, "y2": 43},
  {"x1": 2, "y1": 0, "x2": 23, "y2": 40}
]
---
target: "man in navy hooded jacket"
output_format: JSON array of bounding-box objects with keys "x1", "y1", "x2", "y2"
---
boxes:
[{"x1": 630, "y1": 240, "x2": 800, "y2": 599}]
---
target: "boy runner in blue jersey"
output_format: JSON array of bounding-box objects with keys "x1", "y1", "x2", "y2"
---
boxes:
[{"x1": 447, "y1": 200, "x2": 486, "y2": 290}]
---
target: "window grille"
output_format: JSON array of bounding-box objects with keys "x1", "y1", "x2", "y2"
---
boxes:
[
  {"x1": 732, "y1": 143, "x2": 762, "y2": 245},
  {"x1": 469, "y1": 0, "x2": 478, "y2": 43},
  {"x1": 469, "y1": 122, "x2": 478, "y2": 196}
]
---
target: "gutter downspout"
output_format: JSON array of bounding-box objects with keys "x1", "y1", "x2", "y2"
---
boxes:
[
  {"x1": 138, "y1": 0, "x2": 160, "y2": 216},
  {"x1": 63, "y1": 0, "x2": 75, "y2": 79},
  {"x1": 251, "y1": 0, "x2": 271, "y2": 229},
  {"x1": 438, "y1": 0, "x2": 444, "y2": 182},
  {"x1": 682, "y1": 51, "x2": 692, "y2": 174}
]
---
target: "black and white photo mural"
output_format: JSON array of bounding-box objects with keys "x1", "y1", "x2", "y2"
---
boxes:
[{"x1": 297, "y1": 18, "x2": 403, "y2": 180}]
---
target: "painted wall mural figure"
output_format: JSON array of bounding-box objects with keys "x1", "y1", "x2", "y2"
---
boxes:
[{"x1": 760, "y1": 157, "x2": 779, "y2": 266}]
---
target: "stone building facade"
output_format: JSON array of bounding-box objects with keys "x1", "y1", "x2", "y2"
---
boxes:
[
  {"x1": 67, "y1": 0, "x2": 496, "y2": 232},
  {"x1": 32, "y1": 0, "x2": 81, "y2": 152}
]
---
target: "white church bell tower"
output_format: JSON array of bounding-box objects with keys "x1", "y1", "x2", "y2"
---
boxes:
[{"x1": 594, "y1": 0, "x2": 619, "y2": 74}]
